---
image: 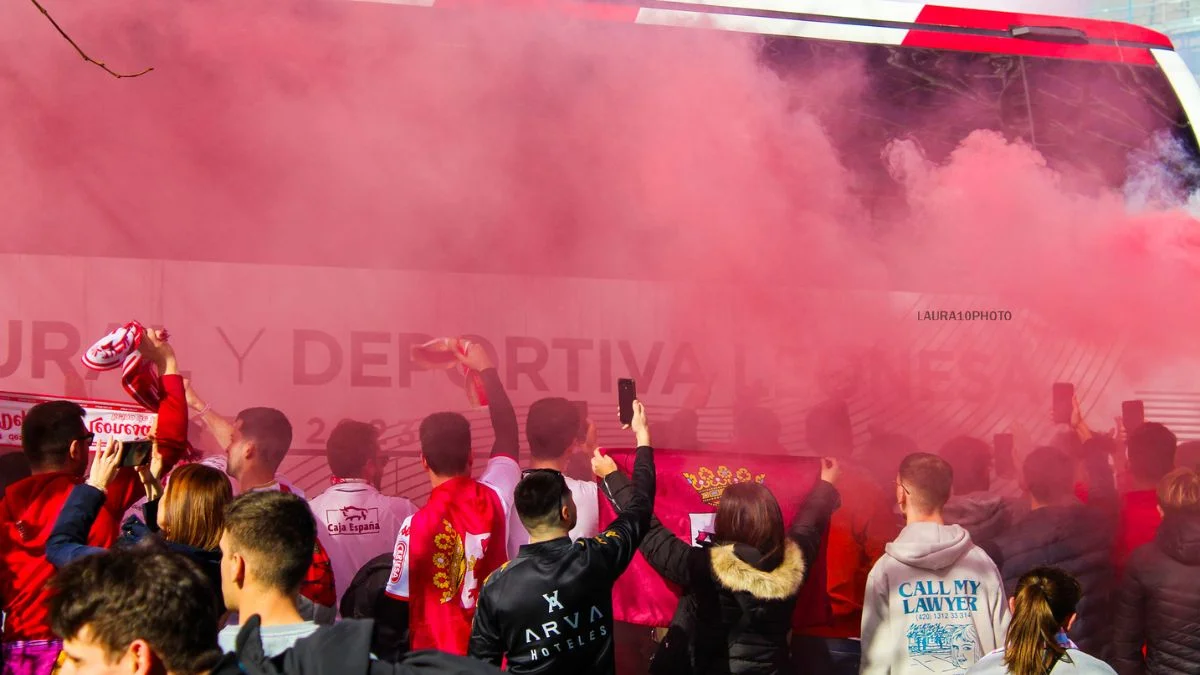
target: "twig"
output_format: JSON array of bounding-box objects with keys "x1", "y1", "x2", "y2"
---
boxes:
[{"x1": 30, "y1": 0, "x2": 153, "y2": 78}]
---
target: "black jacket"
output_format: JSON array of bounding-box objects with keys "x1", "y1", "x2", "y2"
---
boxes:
[
  {"x1": 1113, "y1": 512, "x2": 1200, "y2": 675},
  {"x1": 468, "y1": 445, "x2": 656, "y2": 675},
  {"x1": 214, "y1": 615, "x2": 500, "y2": 675},
  {"x1": 609, "y1": 475, "x2": 840, "y2": 675},
  {"x1": 340, "y1": 552, "x2": 410, "y2": 662},
  {"x1": 992, "y1": 453, "x2": 1118, "y2": 660}
]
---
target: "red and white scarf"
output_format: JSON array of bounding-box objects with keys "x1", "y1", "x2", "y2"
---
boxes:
[{"x1": 81, "y1": 321, "x2": 162, "y2": 411}]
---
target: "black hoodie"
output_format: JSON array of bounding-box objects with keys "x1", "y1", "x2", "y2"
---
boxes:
[
  {"x1": 1113, "y1": 512, "x2": 1200, "y2": 675},
  {"x1": 212, "y1": 616, "x2": 500, "y2": 675}
]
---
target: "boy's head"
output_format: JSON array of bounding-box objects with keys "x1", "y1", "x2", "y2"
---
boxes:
[
  {"x1": 50, "y1": 548, "x2": 222, "y2": 675},
  {"x1": 938, "y1": 436, "x2": 991, "y2": 495},
  {"x1": 1022, "y1": 446, "x2": 1075, "y2": 506},
  {"x1": 326, "y1": 419, "x2": 382, "y2": 485},
  {"x1": 526, "y1": 398, "x2": 581, "y2": 462},
  {"x1": 21, "y1": 400, "x2": 90, "y2": 475},
  {"x1": 1158, "y1": 467, "x2": 1200, "y2": 518},
  {"x1": 419, "y1": 412, "x2": 472, "y2": 478},
  {"x1": 225, "y1": 407, "x2": 292, "y2": 483},
  {"x1": 513, "y1": 469, "x2": 577, "y2": 538},
  {"x1": 897, "y1": 452, "x2": 954, "y2": 518},
  {"x1": 219, "y1": 491, "x2": 315, "y2": 613},
  {"x1": 1128, "y1": 423, "x2": 1177, "y2": 485}
]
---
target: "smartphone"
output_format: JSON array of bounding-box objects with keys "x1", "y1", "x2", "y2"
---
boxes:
[
  {"x1": 618, "y1": 379, "x2": 637, "y2": 426},
  {"x1": 1052, "y1": 383, "x2": 1074, "y2": 424},
  {"x1": 120, "y1": 440, "x2": 153, "y2": 468},
  {"x1": 1122, "y1": 400, "x2": 1145, "y2": 433},
  {"x1": 993, "y1": 433, "x2": 1015, "y2": 477},
  {"x1": 572, "y1": 401, "x2": 589, "y2": 439}
]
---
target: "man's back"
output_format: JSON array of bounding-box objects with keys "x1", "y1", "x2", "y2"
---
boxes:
[
  {"x1": 310, "y1": 482, "x2": 415, "y2": 606},
  {"x1": 386, "y1": 456, "x2": 519, "y2": 654},
  {"x1": 0, "y1": 471, "x2": 140, "y2": 642},
  {"x1": 860, "y1": 523, "x2": 1010, "y2": 675},
  {"x1": 1115, "y1": 489, "x2": 1161, "y2": 575}
]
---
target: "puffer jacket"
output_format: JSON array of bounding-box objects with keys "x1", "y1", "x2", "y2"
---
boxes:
[
  {"x1": 1113, "y1": 512, "x2": 1200, "y2": 675},
  {"x1": 992, "y1": 453, "x2": 1118, "y2": 661},
  {"x1": 993, "y1": 505, "x2": 1115, "y2": 660},
  {"x1": 607, "y1": 476, "x2": 840, "y2": 675}
]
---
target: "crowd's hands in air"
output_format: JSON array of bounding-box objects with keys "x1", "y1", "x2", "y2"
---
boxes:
[
  {"x1": 138, "y1": 328, "x2": 178, "y2": 377},
  {"x1": 820, "y1": 456, "x2": 841, "y2": 485},
  {"x1": 454, "y1": 341, "x2": 495, "y2": 372},
  {"x1": 86, "y1": 438, "x2": 167, "y2": 500},
  {"x1": 591, "y1": 400, "x2": 650, "y2": 480}
]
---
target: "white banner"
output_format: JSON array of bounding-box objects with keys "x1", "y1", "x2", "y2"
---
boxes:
[{"x1": 0, "y1": 390, "x2": 157, "y2": 451}]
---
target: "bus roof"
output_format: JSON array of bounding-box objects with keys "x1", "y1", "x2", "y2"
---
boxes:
[{"x1": 359, "y1": 0, "x2": 1177, "y2": 65}]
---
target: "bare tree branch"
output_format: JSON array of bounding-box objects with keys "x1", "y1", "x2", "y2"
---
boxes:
[{"x1": 31, "y1": 0, "x2": 153, "y2": 78}]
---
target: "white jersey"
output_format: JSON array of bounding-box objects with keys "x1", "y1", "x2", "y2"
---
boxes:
[
  {"x1": 506, "y1": 474, "x2": 601, "y2": 559},
  {"x1": 309, "y1": 481, "x2": 417, "y2": 606}
]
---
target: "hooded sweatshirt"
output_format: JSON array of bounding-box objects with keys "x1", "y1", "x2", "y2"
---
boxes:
[
  {"x1": 860, "y1": 523, "x2": 1009, "y2": 675},
  {"x1": 942, "y1": 493, "x2": 1013, "y2": 552}
]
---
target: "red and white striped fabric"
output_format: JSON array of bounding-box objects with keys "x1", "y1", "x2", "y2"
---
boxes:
[{"x1": 80, "y1": 321, "x2": 163, "y2": 412}]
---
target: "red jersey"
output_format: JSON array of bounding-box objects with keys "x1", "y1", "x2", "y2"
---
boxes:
[{"x1": 385, "y1": 456, "x2": 519, "y2": 654}]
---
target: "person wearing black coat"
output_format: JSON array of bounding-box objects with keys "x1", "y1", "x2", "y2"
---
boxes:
[
  {"x1": 992, "y1": 444, "x2": 1118, "y2": 661},
  {"x1": 605, "y1": 458, "x2": 841, "y2": 675},
  {"x1": 1113, "y1": 468, "x2": 1200, "y2": 675}
]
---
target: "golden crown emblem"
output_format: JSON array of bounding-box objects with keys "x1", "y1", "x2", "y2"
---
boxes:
[{"x1": 682, "y1": 465, "x2": 765, "y2": 506}]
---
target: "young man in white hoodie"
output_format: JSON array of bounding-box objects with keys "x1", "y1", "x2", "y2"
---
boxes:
[{"x1": 860, "y1": 453, "x2": 1009, "y2": 675}]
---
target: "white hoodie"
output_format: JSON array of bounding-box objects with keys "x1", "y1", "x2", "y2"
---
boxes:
[{"x1": 860, "y1": 522, "x2": 1010, "y2": 675}]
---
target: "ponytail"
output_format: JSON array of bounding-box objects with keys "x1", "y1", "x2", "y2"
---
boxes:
[{"x1": 1003, "y1": 568, "x2": 1082, "y2": 675}]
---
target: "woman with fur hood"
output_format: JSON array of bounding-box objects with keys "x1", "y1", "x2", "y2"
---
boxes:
[{"x1": 604, "y1": 458, "x2": 841, "y2": 675}]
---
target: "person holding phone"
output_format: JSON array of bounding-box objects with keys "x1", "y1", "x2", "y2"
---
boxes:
[{"x1": 469, "y1": 400, "x2": 656, "y2": 675}]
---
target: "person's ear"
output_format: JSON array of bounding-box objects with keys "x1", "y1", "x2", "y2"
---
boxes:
[
  {"x1": 234, "y1": 553, "x2": 247, "y2": 587},
  {"x1": 242, "y1": 441, "x2": 257, "y2": 462},
  {"x1": 1158, "y1": 504, "x2": 1165, "y2": 518},
  {"x1": 1065, "y1": 613, "x2": 1078, "y2": 632},
  {"x1": 69, "y1": 438, "x2": 89, "y2": 464},
  {"x1": 1008, "y1": 597, "x2": 1016, "y2": 614},
  {"x1": 421, "y1": 456, "x2": 430, "y2": 473},
  {"x1": 126, "y1": 639, "x2": 156, "y2": 675}
]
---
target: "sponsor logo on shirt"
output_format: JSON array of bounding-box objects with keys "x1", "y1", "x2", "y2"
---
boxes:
[
  {"x1": 325, "y1": 506, "x2": 382, "y2": 535},
  {"x1": 521, "y1": 589, "x2": 609, "y2": 662}
]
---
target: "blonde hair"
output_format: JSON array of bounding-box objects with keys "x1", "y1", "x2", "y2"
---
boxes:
[
  {"x1": 1004, "y1": 567, "x2": 1081, "y2": 675},
  {"x1": 1158, "y1": 467, "x2": 1200, "y2": 517},
  {"x1": 160, "y1": 464, "x2": 233, "y2": 551}
]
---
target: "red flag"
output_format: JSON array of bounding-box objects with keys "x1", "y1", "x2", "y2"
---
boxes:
[{"x1": 598, "y1": 447, "x2": 831, "y2": 629}]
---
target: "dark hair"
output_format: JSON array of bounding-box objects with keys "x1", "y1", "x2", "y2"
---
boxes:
[
  {"x1": 526, "y1": 399, "x2": 579, "y2": 461},
  {"x1": 734, "y1": 406, "x2": 783, "y2": 445},
  {"x1": 1128, "y1": 422, "x2": 1177, "y2": 483},
  {"x1": 938, "y1": 436, "x2": 991, "y2": 494},
  {"x1": 805, "y1": 400, "x2": 852, "y2": 458},
  {"x1": 21, "y1": 400, "x2": 87, "y2": 471},
  {"x1": 865, "y1": 433, "x2": 920, "y2": 489},
  {"x1": 419, "y1": 412, "x2": 471, "y2": 476},
  {"x1": 714, "y1": 482, "x2": 786, "y2": 569},
  {"x1": 1004, "y1": 567, "x2": 1082, "y2": 675},
  {"x1": 1158, "y1": 467, "x2": 1200, "y2": 516},
  {"x1": 49, "y1": 548, "x2": 222, "y2": 675},
  {"x1": 514, "y1": 470, "x2": 569, "y2": 530},
  {"x1": 223, "y1": 491, "x2": 315, "y2": 594},
  {"x1": 1175, "y1": 441, "x2": 1200, "y2": 472},
  {"x1": 1022, "y1": 446, "x2": 1075, "y2": 505},
  {"x1": 326, "y1": 420, "x2": 380, "y2": 479},
  {"x1": 898, "y1": 453, "x2": 953, "y2": 513},
  {"x1": 236, "y1": 407, "x2": 293, "y2": 472}
]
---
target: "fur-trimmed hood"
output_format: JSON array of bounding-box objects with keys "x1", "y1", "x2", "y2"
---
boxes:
[{"x1": 710, "y1": 539, "x2": 807, "y2": 601}]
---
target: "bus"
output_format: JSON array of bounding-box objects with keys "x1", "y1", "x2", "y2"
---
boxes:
[{"x1": 2, "y1": 0, "x2": 1198, "y2": 498}]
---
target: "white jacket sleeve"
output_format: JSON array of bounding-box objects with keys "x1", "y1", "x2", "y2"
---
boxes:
[{"x1": 860, "y1": 561, "x2": 892, "y2": 675}]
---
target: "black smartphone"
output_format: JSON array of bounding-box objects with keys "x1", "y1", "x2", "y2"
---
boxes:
[
  {"x1": 993, "y1": 433, "x2": 1015, "y2": 477},
  {"x1": 1052, "y1": 383, "x2": 1074, "y2": 424},
  {"x1": 120, "y1": 440, "x2": 153, "y2": 468},
  {"x1": 572, "y1": 401, "x2": 589, "y2": 439},
  {"x1": 1122, "y1": 400, "x2": 1145, "y2": 433},
  {"x1": 618, "y1": 379, "x2": 636, "y2": 426}
]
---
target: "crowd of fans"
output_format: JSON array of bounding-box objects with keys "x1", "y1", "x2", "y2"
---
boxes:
[{"x1": 0, "y1": 328, "x2": 1197, "y2": 675}]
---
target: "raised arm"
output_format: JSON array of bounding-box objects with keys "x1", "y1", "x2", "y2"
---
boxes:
[
  {"x1": 586, "y1": 401, "x2": 656, "y2": 578},
  {"x1": 455, "y1": 343, "x2": 518, "y2": 463},
  {"x1": 604, "y1": 457, "x2": 694, "y2": 588},
  {"x1": 46, "y1": 441, "x2": 125, "y2": 567},
  {"x1": 138, "y1": 330, "x2": 188, "y2": 470},
  {"x1": 184, "y1": 379, "x2": 236, "y2": 455},
  {"x1": 787, "y1": 459, "x2": 842, "y2": 572}
]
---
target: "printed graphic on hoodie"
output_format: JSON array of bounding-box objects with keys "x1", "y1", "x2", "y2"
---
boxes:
[{"x1": 902, "y1": 580, "x2": 982, "y2": 671}]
